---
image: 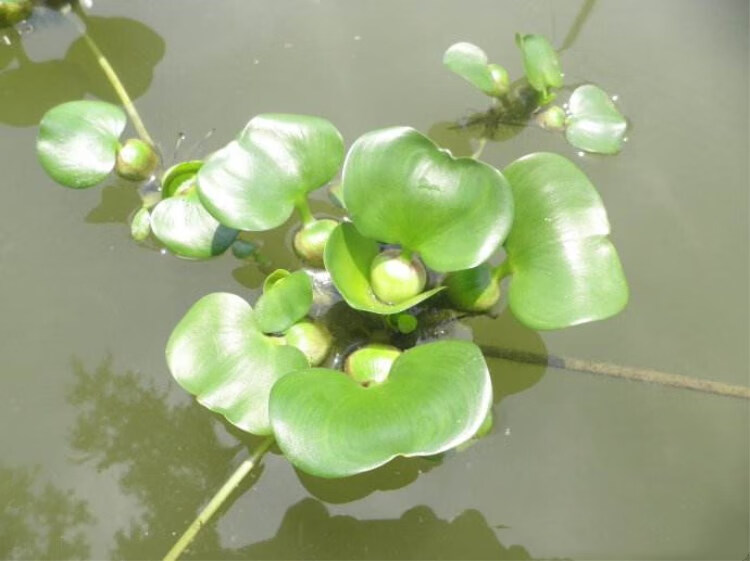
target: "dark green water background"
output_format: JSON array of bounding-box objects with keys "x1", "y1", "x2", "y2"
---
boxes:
[{"x1": 0, "y1": 1, "x2": 748, "y2": 559}]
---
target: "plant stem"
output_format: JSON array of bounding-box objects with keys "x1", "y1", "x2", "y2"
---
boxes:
[
  {"x1": 295, "y1": 197, "x2": 315, "y2": 226},
  {"x1": 471, "y1": 137, "x2": 488, "y2": 160},
  {"x1": 491, "y1": 261, "x2": 512, "y2": 281},
  {"x1": 163, "y1": 436, "x2": 275, "y2": 561},
  {"x1": 65, "y1": 4, "x2": 156, "y2": 148},
  {"x1": 479, "y1": 346, "x2": 750, "y2": 400}
]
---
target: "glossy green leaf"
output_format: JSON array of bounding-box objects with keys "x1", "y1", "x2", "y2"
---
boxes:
[
  {"x1": 37, "y1": 100, "x2": 126, "y2": 189},
  {"x1": 254, "y1": 270, "x2": 313, "y2": 334},
  {"x1": 166, "y1": 293, "x2": 309, "y2": 435},
  {"x1": 324, "y1": 223, "x2": 444, "y2": 315},
  {"x1": 503, "y1": 152, "x2": 628, "y2": 329},
  {"x1": 151, "y1": 163, "x2": 237, "y2": 259},
  {"x1": 197, "y1": 114, "x2": 344, "y2": 231},
  {"x1": 565, "y1": 84, "x2": 627, "y2": 154},
  {"x1": 515, "y1": 34, "x2": 563, "y2": 98},
  {"x1": 342, "y1": 127, "x2": 513, "y2": 272},
  {"x1": 269, "y1": 340, "x2": 492, "y2": 478},
  {"x1": 150, "y1": 185, "x2": 238, "y2": 259},
  {"x1": 443, "y1": 42, "x2": 509, "y2": 97}
]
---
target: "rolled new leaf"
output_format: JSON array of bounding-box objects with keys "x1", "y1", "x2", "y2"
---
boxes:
[
  {"x1": 197, "y1": 114, "x2": 344, "y2": 231},
  {"x1": 502, "y1": 152, "x2": 628, "y2": 329},
  {"x1": 269, "y1": 340, "x2": 492, "y2": 478},
  {"x1": 515, "y1": 33, "x2": 563, "y2": 100},
  {"x1": 37, "y1": 100, "x2": 126, "y2": 189}
]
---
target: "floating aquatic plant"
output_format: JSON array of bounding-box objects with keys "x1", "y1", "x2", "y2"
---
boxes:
[{"x1": 32, "y1": 10, "x2": 630, "y2": 559}]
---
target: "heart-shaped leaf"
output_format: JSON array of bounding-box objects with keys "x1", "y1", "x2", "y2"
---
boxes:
[
  {"x1": 150, "y1": 162, "x2": 238, "y2": 259},
  {"x1": 565, "y1": 84, "x2": 627, "y2": 154},
  {"x1": 150, "y1": 187, "x2": 238, "y2": 260},
  {"x1": 254, "y1": 270, "x2": 313, "y2": 334},
  {"x1": 324, "y1": 223, "x2": 444, "y2": 315},
  {"x1": 269, "y1": 340, "x2": 492, "y2": 478},
  {"x1": 342, "y1": 127, "x2": 513, "y2": 272},
  {"x1": 503, "y1": 152, "x2": 628, "y2": 329},
  {"x1": 166, "y1": 293, "x2": 309, "y2": 434},
  {"x1": 443, "y1": 42, "x2": 509, "y2": 97},
  {"x1": 197, "y1": 114, "x2": 344, "y2": 231},
  {"x1": 37, "y1": 100, "x2": 126, "y2": 189},
  {"x1": 515, "y1": 34, "x2": 563, "y2": 98}
]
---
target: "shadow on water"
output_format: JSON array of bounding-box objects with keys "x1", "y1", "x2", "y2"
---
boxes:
[
  {"x1": 85, "y1": 178, "x2": 143, "y2": 224},
  {"x1": 229, "y1": 498, "x2": 534, "y2": 561},
  {"x1": 0, "y1": 463, "x2": 92, "y2": 559},
  {"x1": 0, "y1": 11, "x2": 164, "y2": 126}
]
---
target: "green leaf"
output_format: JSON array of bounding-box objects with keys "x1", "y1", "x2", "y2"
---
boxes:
[
  {"x1": 254, "y1": 270, "x2": 313, "y2": 334},
  {"x1": 150, "y1": 185, "x2": 238, "y2": 260},
  {"x1": 37, "y1": 100, "x2": 126, "y2": 189},
  {"x1": 443, "y1": 42, "x2": 509, "y2": 97},
  {"x1": 342, "y1": 127, "x2": 513, "y2": 272},
  {"x1": 269, "y1": 340, "x2": 492, "y2": 478},
  {"x1": 503, "y1": 152, "x2": 628, "y2": 329},
  {"x1": 515, "y1": 34, "x2": 563, "y2": 97},
  {"x1": 197, "y1": 114, "x2": 344, "y2": 231},
  {"x1": 324, "y1": 223, "x2": 444, "y2": 315},
  {"x1": 166, "y1": 293, "x2": 309, "y2": 435},
  {"x1": 565, "y1": 84, "x2": 627, "y2": 154}
]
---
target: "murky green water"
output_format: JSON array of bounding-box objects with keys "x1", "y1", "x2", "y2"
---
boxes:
[{"x1": 1, "y1": 1, "x2": 748, "y2": 559}]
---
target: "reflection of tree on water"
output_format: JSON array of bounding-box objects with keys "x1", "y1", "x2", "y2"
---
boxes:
[
  {"x1": 68, "y1": 352, "x2": 547, "y2": 559},
  {"x1": 0, "y1": 463, "x2": 92, "y2": 560},
  {"x1": 68, "y1": 356, "x2": 250, "y2": 560},
  {"x1": 230, "y1": 498, "x2": 532, "y2": 561}
]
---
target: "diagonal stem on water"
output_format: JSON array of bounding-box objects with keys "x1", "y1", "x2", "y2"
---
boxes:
[
  {"x1": 65, "y1": 4, "x2": 156, "y2": 148},
  {"x1": 480, "y1": 345, "x2": 750, "y2": 400},
  {"x1": 163, "y1": 436, "x2": 275, "y2": 561}
]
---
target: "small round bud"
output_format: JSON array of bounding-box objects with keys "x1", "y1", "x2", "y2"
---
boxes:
[
  {"x1": 130, "y1": 207, "x2": 151, "y2": 242},
  {"x1": 370, "y1": 249, "x2": 427, "y2": 305},
  {"x1": 116, "y1": 138, "x2": 159, "y2": 182},
  {"x1": 445, "y1": 263, "x2": 500, "y2": 312},
  {"x1": 344, "y1": 344, "x2": 402, "y2": 386},
  {"x1": 536, "y1": 105, "x2": 567, "y2": 131},
  {"x1": 293, "y1": 218, "x2": 338, "y2": 267},
  {"x1": 285, "y1": 320, "x2": 333, "y2": 366},
  {"x1": 487, "y1": 63, "x2": 510, "y2": 96},
  {"x1": 0, "y1": 0, "x2": 32, "y2": 28}
]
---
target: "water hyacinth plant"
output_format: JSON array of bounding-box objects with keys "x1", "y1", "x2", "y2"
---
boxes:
[{"x1": 32, "y1": 6, "x2": 630, "y2": 557}]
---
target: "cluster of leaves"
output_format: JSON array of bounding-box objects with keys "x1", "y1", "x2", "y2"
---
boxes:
[
  {"x1": 444, "y1": 35, "x2": 628, "y2": 154},
  {"x1": 35, "y1": 32, "x2": 629, "y2": 478}
]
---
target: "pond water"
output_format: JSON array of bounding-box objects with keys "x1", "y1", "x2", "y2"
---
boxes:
[{"x1": 0, "y1": 0, "x2": 747, "y2": 559}]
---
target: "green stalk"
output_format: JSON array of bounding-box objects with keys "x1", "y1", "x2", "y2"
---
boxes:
[
  {"x1": 163, "y1": 436, "x2": 275, "y2": 561},
  {"x1": 491, "y1": 260, "x2": 512, "y2": 281},
  {"x1": 470, "y1": 137, "x2": 488, "y2": 160},
  {"x1": 295, "y1": 197, "x2": 315, "y2": 226},
  {"x1": 65, "y1": 4, "x2": 156, "y2": 148}
]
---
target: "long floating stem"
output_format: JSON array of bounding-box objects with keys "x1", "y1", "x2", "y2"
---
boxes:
[
  {"x1": 163, "y1": 436, "x2": 275, "y2": 561},
  {"x1": 480, "y1": 346, "x2": 750, "y2": 400},
  {"x1": 65, "y1": 4, "x2": 156, "y2": 148}
]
